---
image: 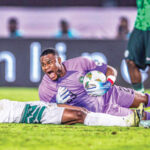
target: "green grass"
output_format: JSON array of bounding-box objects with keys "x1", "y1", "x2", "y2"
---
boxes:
[{"x1": 0, "y1": 87, "x2": 150, "y2": 150}]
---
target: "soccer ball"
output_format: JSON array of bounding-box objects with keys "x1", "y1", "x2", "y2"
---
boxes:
[{"x1": 83, "y1": 70, "x2": 106, "y2": 89}]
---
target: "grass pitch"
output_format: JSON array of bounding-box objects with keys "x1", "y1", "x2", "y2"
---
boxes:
[{"x1": 0, "y1": 87, "x2": 150, "y2": 150}]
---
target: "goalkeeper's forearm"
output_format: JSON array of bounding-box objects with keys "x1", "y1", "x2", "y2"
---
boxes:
[
  {"x1": 106, "y1": 65, "x2": 117, "y2": 85},
  {"x1": 106, "y1": 65, "x2": 117, "y2": 77}
]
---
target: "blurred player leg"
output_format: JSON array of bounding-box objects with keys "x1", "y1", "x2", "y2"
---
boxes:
[
  {"x1": 126, "y1": 60, "x2": 144, "y2": 93},
  {"x1": 125, "y1": 27, "x2": 145, "y2": 93}
]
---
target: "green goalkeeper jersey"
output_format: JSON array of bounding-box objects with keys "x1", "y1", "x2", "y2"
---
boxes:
[{"x1": 135, "y1": 0, "x2": 150, "y2": 31}]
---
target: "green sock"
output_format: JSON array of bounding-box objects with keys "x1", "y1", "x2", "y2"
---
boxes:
[{"x1": 132, "y1": 83, "x2": 144, "y2": 93}]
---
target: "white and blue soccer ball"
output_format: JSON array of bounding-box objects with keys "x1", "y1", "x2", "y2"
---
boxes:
[{"x1": 83, "y1": 70, "x2": 106, "y2": 89}]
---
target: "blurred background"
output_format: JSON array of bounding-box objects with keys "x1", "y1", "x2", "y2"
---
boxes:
[
  {"x1": 0, "y1": 0, "x2": 136, "y2": 39},
  {"x1": 1, "y1": 0, "x2": 149, "y2": 88}
]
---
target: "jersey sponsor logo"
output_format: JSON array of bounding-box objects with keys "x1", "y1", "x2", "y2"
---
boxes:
[{"x1": 20, "y1": 104, "x2": 46, "y2": 123}]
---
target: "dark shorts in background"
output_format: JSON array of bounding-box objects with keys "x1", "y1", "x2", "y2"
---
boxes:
[{"x1": 125, "y1": 28, "x2": 150, "y2": 69}]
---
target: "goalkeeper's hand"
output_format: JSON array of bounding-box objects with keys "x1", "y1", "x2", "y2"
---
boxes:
[
  {"x1": 86, "y1": 80, "x2": 111, "y2": 96},
  {"x1": 56, "y1": 87, "x2": 75, "y2": 104}
]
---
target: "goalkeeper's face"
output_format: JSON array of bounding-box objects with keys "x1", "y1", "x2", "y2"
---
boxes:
[{"x1": 40, "y1": 54, "x2": 65, "y2": 81}]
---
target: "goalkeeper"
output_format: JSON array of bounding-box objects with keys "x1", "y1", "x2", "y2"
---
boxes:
[
  {"x1": 0, "y1": 99, "x2": 144, "y2": 127},
  {"x1": 39, "y1": 48, "x2": 150, "y2": 120}
]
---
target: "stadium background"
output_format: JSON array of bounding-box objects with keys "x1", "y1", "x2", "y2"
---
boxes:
[
  {"x1": 1, "y1": 1, "x2": 150, "y2": 150},
  {"x1": 0, "y1": 0, "x2": 150, "y2": 88}
]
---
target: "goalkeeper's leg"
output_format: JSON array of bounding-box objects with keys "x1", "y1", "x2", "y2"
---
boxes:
[{"x1": 61, "y1": 105, "x2": 144, "y2": 127}]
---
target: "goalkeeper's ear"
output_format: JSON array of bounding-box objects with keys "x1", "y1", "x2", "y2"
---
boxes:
[{"x1": 58, "y1": 56, "x2": 62, "y2": 64}]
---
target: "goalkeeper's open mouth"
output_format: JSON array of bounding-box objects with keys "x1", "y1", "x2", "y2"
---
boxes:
[{"x1": 47, "y1": 70, "x2": 57, "y2": 80}]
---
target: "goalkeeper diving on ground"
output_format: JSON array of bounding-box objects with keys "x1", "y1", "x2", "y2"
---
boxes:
[
  {"x1": 39, "y1": 48, "x2": 150, "y2": 121},
  {"x1": 2, "y1": 48, "x2": 149, "y2": 127}
]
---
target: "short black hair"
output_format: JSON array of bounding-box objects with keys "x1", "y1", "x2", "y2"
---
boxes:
[
  {"x1": 40, "y1": 48, "x2": 58, "y2": 57},
  {"x1": 9, "y1": 18, "x2": 18, "y2": 24},
  {"x1": 120, "y1": 16, "x2": 128, "y2": 23},
  {"x1": 60, "y1": 19, "x2": 68, "y2": 26}
]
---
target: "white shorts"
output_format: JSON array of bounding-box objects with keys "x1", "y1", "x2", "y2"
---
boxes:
[{"x1": 0, "y1": 99, "x2": 65, "y2": 124}]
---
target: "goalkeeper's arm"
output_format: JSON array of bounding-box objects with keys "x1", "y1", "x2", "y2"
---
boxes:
[{"x1": 105, "y1": 65, "x2": 117, "y2": 85}]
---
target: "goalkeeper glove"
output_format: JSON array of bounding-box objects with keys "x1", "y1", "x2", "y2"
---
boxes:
[
  {"x1": 56, "y1": 87, "x2": 76, "y2": 104},
  {"x1": 86, "y1": 80, "x2": 111, "y2": 96}
]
